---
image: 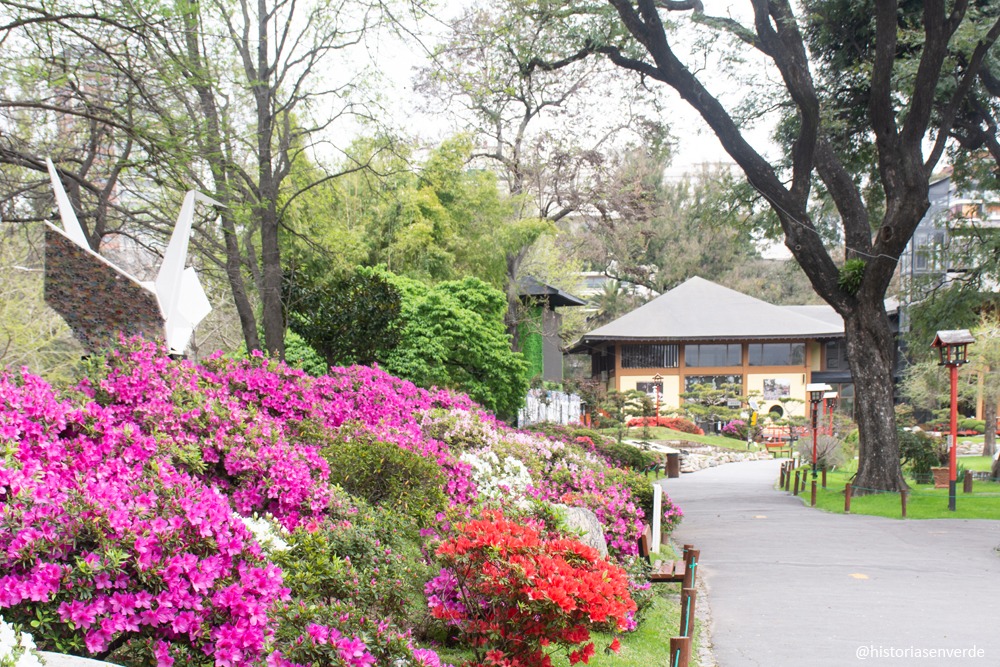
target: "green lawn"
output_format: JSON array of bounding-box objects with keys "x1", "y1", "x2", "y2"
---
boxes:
[
  {"x1": 611, "y1": 426, "x2": 759, "y2": 451},
  {"x1": 786, "y1": 467, "x2": 1000, "y2": 519},
  {"x1": 958, "y1": 455, "x2": 995, "y2": 472},
  {"x1": 432, "y1": 585, "x2": 700, "y2": 667}
]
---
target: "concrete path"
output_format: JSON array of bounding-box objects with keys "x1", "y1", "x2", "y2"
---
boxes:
[{"x1": 659, "y1": 459, "x2": 1000, "y2": 667}]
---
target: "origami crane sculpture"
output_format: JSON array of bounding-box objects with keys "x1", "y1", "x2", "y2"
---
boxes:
[{"x1": 44, "y1": 158, "x2": 216, "y2": 355}]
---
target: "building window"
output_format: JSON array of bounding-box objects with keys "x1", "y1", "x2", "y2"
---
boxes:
[
  {"x1": 636, "y1": 381, "x2": 664, "y2": 395},
  {"x1": 621, "y1": 344, "x2": 679, "y2": 369},
  {"x1": 592, "y1": 346, "x2": 616, "y2": 377},
  {"x1": 684, "y1": 344, "x2": 741, "y2": 367},
  {"x1": 831, "y1": 383, "x2": 854, "y2": 418},
  {"x1": 748, "y1": 342, "x2": 805, "y2": 366},
  {"x1": 825, "y1": 340, "x2": 847, "y2": 370},
  {"x1": 684, "y1": 374, "x2": 742, "y2": 392}
]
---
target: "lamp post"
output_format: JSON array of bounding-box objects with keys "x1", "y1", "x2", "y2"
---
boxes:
[
  {"x1": 652, "y1": 373, "x2": 663, "y2": 424},
  {"x1": 931, "y1": 330, "x2": 975, "y2": 512},
  {"x1": 806, "y1": 383, "x2": 832, "y2": 480},
  {"x1": 824, "y1": 391, "x2": 838, "y2": 437}
]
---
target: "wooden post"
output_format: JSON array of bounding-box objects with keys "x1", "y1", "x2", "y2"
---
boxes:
[
  {"x1": 682, "y1": 549, "x2": 700, "y2": 589},
  {"x1": 784, "y1": 464, "x2": 792, "y2": 491},
  {"x1": 963, "y1": 469, "x2": 973, "y2": 493},
  {"x1": 900, "y1": 490, "x2": 907, "y2": 518},
  {"x1": 822, "y1": 468, "x2": 827, "y2": 489},
  {"x1": 811, "y1": 480, "x2": 817, "y2": 507},
  {"x1": 670, "y1": 636, "x2": 692, "y2": 667},
  {"x1": 793, "y1": 470, "x2": 800, "y2": 496},
  {"x1": 780, "y1": 463, "x2": 786, "y2": 488},
  {"x1": 801, "y1": 472, "x2": 808, "y2": 494},
  {"x1": 652, "y1": 484, "x2": 662, "y2": 554},
  {"x1": 844, "y1": 482, "x2": 852, "y2": 513},
  {"x1": 679, "y1": 587, "x2": 697, "y2": 637}
]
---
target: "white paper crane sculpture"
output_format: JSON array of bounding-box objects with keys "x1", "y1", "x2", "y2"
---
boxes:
[{"x1": 44, "y1": 158, "x2": 217, "y2": 355}]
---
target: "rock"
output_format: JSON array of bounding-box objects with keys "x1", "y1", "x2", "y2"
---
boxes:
[
  {"x1": 555, "y1": 504, "x2": 609, "y2": 558},
  {"x1": 40, "y1": 653, "x2": 122, "y2": 667}
]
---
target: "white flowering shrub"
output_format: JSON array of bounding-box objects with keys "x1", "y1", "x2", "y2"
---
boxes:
[
  {"x1": 238, "y1": 513, "x2": 290, "y2": 553},
  {"x1": 0, "y1": 617, "x2": 42, "y2": 667},
  {"x1": 460, "y1": 450, "x2": 533, "y2": 508}
]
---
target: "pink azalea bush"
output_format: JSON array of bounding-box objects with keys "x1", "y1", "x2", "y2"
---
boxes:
[{"x1": 0, "y1": 338, "x2": 678, "y2": 665}]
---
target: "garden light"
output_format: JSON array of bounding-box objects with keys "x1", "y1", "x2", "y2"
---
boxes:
[
  {"x1": 932, "y1": 329, "x2": 975, "y2": 511},
  {"x1": 806, "y1": 383, "x2": 832, "y2": 486}
]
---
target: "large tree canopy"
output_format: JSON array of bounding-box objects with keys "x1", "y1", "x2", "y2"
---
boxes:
[
  {"x1": 382, "y1": 273, "x2": 529, "y2": 420},
  {"x1": 508, "y1": 0, "x2": 1000, "y2": 492}
]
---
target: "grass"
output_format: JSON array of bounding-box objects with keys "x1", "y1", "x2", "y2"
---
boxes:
[
  {"x1": 433, "y1": 585, "x2": 699, "y2": 667},
  {"x1": 608, "y1": 426, "x2": 759, "y2": 451},
  {"x1": 958, "y1": 455, "x2": 995, "y2": 472},
  {"x1": 786, "y1": 467, "x2": 1000, "y2": 519}
]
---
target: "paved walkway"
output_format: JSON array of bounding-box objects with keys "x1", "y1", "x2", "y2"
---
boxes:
[{"x1": 659, "y1": 459, "x2": 1000, "y2": 667}]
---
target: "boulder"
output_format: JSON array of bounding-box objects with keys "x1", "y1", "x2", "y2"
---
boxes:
[{"x1": 555, "y1": 504, "x2": 609, "y2": 558}]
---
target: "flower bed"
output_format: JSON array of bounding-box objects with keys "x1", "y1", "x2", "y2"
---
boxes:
[{"x1": 0, "y1": 339, "x2": 681, "y2": 666}]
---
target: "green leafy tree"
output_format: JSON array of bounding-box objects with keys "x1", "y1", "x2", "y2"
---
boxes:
[
  {"x1": 284, "y1": 266, "x2": 402, "y2": 368},
  {"x1": 419, "y1": 7, "x2": 668, "y2": 350},
  {"x1": 967, "y1": 313, "x2": 1000, "y2": 458},
  {"x1": 0, "y1": 0, "x2": 398, "y2": 358},
  {"x1": 382, "y1": 273, "x2": 528, "y2": 419},
  {"x1": 624, "y1": 389, "x2": 656, "y2": 440},
  {"x1": 680, "y1": 382, "x2": 743, "y2": 432},
  {"x1": 504, "y1": 0, "x2": 1000, "y2": 493},
  {"x1": 599, "y1": 389, "x2": 635, "y2": 444}
]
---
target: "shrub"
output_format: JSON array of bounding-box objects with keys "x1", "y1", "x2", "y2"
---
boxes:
[
  {"x1": 323, "y1": 425, "x2": 448, "y2": 528},
  {"x1": 272, "y1": 505, "x2": 432, "y2": 633},
  {"x1": 898, "y1": 428, "x2": 947, "y2": 476},
  {"x1": 721, "y1": 419, "x2": 748, "y2": 440},
  {"x1": 958, "y1": 418, "x2": 985, "y2": 434},
  {"x1": 543, "y1": 468, "x2": 644, "y2": 559},
  {"x1": 0, "y1": 381, "x2": 287, "y2": 664},
  {"x1": 625, "y1": 416, "x2": 703, "y2": 435},
  {"x1": 427, "y1": 512, "x2": 634, "y2": 667},
  {"x1": 661, "y1": 496, "x2": 684, "y2": 535},
  {"x1": 590, "y1": 439, "x2": 657, "y2": 471},
  {"x1": 793, "y1": 434, "x2": 848, "y2": 471}
]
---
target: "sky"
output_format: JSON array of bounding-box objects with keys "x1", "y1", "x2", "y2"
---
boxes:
[{"x1": 358, "y1": 1, "x2": 780, "y2": 179}]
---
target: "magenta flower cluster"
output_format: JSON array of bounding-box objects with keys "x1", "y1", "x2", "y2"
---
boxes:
[
  {"x1": 0, "y1": 337, "x2": 679, "y2": 665},
  {"x1": 0, "y1": 339, "x2": 470, "y2": 665}
]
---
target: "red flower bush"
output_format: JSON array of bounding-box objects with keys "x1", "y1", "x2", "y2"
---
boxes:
[
  {"x1": 626, "y1": 416, "x2": 703, "y2": 435},
  {"x1": 427, "y1": 512, "x2": 634, "y2": 667}
]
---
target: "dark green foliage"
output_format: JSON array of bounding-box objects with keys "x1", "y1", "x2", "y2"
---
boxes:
[
  {"x1": 679, "y1": 383, "x2": 742, "y2": 428},
  {"x1": 283, "y1": 330, "x2": 329, "y2": 376},
  {"x1": 518, "y1": 310, "x2": 545, "y2": 381},
  {"x1": 598, "y1": 390, "x2": 634, "y2": 443},
  {"x1": 383, "y1": 273, "x2": 529, "y2": 419},
  {"x1": 322, "y1": 424, "x2": 448, "y2": 528},
  {"x1": 593, "y1": 440, "x2": 657, "y2": 473},
  {"x1": 285, "y1": 266, "x2": 402, "y2": 367},
  {"x1": 272, "y1": 504, "x2": 433, "y2": 641},
  {"x1": 898, "y1": 428, "x2": 947, "y2": 476},
  {"x1": 903, "y1": 285, "x2": 983, "y2": 362},
  {"x1": 959, "y1": 418, "x2": 986, "y2": 434}
]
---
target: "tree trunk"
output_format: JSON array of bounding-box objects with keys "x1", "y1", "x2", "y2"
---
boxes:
[
  {"x1": 844, "y1": 299, "x2": 908, "y2": 493},
  {"x1": 983, "y1": 393, "x2": 997, "y2": 458},
  {"x1": 259, "y1": 203, "x2": 285, "y2": 358}
]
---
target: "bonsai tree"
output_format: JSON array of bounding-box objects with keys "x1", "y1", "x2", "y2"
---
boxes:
[
  {"x1": 680, "y1": 382, "x2": 743, "y2": 433},
  {"x1": 625, "y1": 390, "x2": 657, "y2": 440}
]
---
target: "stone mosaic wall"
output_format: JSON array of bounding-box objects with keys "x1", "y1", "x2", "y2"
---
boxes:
[{"x1": 44, "y1": 225, "x2": 165, "y2": 352}]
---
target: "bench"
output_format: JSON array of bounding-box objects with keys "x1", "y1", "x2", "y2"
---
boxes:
[
  {"x1": 764, "y1": 441, "x2": 793, "y2": 458},
  {"x1": 638, "y1": 524, "x2": 699, "y2": 586}
]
